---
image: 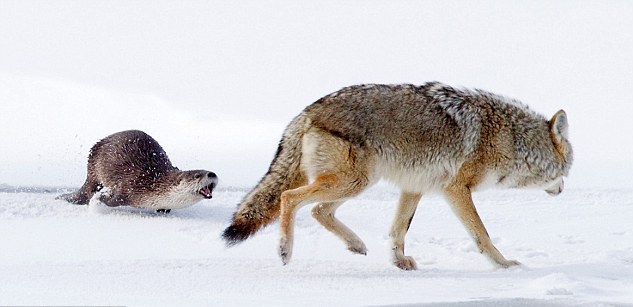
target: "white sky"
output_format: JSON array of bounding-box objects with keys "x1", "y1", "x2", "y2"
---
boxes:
[{"x1": 1, "y1": 0, "x2": 632, "y2": 188}]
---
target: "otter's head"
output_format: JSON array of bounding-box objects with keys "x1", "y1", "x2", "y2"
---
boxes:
[{"x1": 178, "y1": 170, "x2": 219, "y2": 199}]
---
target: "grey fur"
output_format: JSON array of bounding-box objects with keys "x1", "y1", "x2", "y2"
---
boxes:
[
  {"x1": 223, "y1": 116, "x2": 309, "y2": 244},
  {"x1": 223, "y1": 82, "x2": 573, "y2": 269}
]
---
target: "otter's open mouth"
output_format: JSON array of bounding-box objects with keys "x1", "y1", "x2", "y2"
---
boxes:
[{"x1": 199, "y1": 184, "x2": 215, "y2": 199}]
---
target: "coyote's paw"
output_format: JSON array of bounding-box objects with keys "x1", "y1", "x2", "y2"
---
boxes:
[
  {"x1": 278, "y1": 237, "x2": 293, "y2": 265},
  {"x1": 393, "y1": 256, "x2": 418, "y2": 271},
  {"x1": 347, "y1": 239, "x2": 368, "y2": 255},
  {"x1": 496, "y1": 259, "x2": 521, "y2": 269}
]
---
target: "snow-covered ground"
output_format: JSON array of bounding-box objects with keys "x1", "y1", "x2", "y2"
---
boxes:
[
  {"x1": 1, "y1": 1, "x2": 633, "y2": 306},
  {"x1": 1, "y1": 185, "x2": 632, "y2": 306}
]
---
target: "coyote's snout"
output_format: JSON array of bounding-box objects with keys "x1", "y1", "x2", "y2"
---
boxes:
[{"x1": 223, "y1": 82, "x2": 573, "y2": 270}]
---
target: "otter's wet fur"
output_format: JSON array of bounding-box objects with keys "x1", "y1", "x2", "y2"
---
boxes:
[{"x1": 57, "y1": 130, "x2": 218, "y2": 211}]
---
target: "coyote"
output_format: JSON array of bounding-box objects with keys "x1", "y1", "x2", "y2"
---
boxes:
[{"x1": 223, "y1": 82, "x2": 573, "y2": 270}]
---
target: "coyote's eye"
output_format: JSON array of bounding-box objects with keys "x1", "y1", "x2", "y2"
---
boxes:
[{"x1": 194, "y1": 173, "x2": 201, "y2": 179}]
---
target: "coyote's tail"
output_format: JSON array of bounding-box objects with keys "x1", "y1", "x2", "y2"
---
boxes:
[{"x1": 222, "y1": 114, "x2": 311, "y2": 246}]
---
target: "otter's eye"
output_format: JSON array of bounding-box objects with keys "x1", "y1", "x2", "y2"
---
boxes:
[{"x1": 194, "y1": 173, "x2": 201, "y2": 179}]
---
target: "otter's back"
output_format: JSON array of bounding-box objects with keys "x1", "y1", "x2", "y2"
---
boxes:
[{"x1": 90, "y1": 130, "x2": 176, "y2": 183}]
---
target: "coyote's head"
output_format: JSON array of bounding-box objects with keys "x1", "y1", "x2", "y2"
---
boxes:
[
  {"x1": 543, "y1": 110, "x2": 573, "y2": 195},
  {"x1": 502, "y1": 109, "x2": 573, "y2": 195}
]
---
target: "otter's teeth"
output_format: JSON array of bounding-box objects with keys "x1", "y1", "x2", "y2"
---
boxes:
[{"x1": 199, "y1": 186, "x2": 213, "y2": 199}]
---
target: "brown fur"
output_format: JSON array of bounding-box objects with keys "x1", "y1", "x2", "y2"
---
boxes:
[
  {"x1": 57, "y1": 130, "x2": 217, "y2": 210},
  {"x1": 223, "y1": 82, "x2": 573, "y2": 270}
]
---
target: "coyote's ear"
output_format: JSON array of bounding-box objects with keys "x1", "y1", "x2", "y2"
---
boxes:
[{"x1": 550, "y1": 109, "x2": 569, "y2": 145}]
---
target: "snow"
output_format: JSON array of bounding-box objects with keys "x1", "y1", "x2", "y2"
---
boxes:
[
  {"x1": 1, "y1": 186, "x2": 632, "y2": 306},
  {"x1": 1, "y1": 1, "x2": 633, "y2": 306}
]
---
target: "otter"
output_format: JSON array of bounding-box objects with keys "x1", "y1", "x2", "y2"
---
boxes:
[{"x1": 57, "y1": 130, "x2": 218, "y2": 213}]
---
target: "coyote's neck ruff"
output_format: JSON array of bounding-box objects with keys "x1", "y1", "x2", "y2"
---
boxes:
[{"x1": 223, "y1": 82, "x2": 573, "y2": 270}]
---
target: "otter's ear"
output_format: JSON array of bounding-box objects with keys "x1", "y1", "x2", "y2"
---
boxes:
[{"x1": 550, "y1": 109, "x2": 569, "y2": 144}]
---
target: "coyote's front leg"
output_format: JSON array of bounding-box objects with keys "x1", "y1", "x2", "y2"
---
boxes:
[
  {"x1": 389, "y1": 191, "x2": 422, "y2": 270},
  {"x1": 443, "y1": 184, "x2": 520, "y2": 268}
]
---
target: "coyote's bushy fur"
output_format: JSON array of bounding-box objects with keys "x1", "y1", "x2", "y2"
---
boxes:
[{"x1": 223, "y1": 82, "x2": 573, "y2": 270}]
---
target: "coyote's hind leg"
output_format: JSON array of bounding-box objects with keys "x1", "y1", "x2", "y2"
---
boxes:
[
  {"x1": 312, "y1": 201, "x2": 367, "y2": 255},
  {"x1": 278, "y1": 173, "x2": 368, "y2": 265}
]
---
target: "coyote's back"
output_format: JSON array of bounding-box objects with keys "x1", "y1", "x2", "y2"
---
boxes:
[{"x1": 223, "y1": 82, "x2": 573, "y2": 270}]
